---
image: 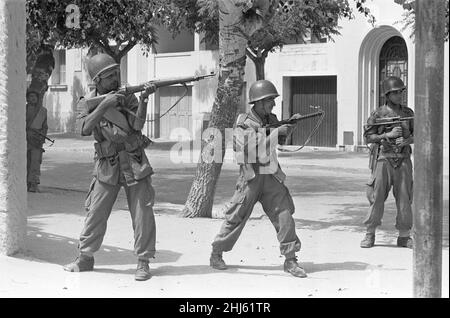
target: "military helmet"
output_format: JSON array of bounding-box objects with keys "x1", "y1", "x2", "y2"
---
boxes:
[
  {"x1": 382, "y1": 76, "x2": 406, "y2": 95},
  {"x1": 86, "y1": 53, "x2": 119, "y2": 81},
  {"x1": 249, "y1": 80, "x2": 279, "y2": 104}
]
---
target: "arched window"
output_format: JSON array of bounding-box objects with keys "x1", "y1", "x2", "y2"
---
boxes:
[{"x1": 379, "y1": 36, "x2": 408, "y2": 106}]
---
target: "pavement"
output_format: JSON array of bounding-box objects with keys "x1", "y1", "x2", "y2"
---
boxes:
[{"x1": 1, "y1": 133, "x2": 448, "y2": 298}]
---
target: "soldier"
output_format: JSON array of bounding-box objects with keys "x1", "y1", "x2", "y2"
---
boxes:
[
  {"x1": 361, "y1": 76, "x2": 414, "y2": 249},
  {"x1": 63, "y1": 53, "x2": 157, "y2": 281},
  {"x1": 209, "y1": 80, "x2": 307, "y2": 278},
  {"x1": 26, "y1": 88, "x2": 48, "y2": 193}
]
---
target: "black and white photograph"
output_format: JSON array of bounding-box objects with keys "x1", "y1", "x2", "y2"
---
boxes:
[{"x1": 0, "y1": 0, "x2": 448, "y2": 301}]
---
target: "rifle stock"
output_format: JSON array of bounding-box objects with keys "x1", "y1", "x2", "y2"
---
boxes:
[{"x1": 85, "y1": 73, "x2": 216, "y2": 113}]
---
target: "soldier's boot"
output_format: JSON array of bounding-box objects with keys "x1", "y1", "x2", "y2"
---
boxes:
[
  {"x1": 210, "y1": 253, "x2": 228, "y2": 270},
  {"x1": 135, "y1": 259, "x2": 152, "y2": 281},
  {"x1": 63, "y1": 254, "x2": 94, "y2": 272},
  {"x1": 28, "y1": 182, "x2": 39, "y2": 193},
  {"x1": 397, "y1": 236, "x2": 413, "y2": 248},
  {"x1": 360, "y1": 233, "x2": 375, "y2": 248},
  {"x1": 284, "y1": 257, "x2": 307, "y2": 278}
]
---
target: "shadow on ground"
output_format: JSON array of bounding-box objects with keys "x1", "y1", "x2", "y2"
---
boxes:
[{"x1": 18, "y1": 226, "x2": 182, "y2": 267}]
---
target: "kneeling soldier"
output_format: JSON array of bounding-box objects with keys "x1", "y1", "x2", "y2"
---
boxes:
[{"x1": 209, "y1": 80, "x2": 307, "y2": 278}]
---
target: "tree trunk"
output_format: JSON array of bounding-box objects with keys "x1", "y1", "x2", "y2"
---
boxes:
[
  {"x1": 413, "y1": 0, "x2": 445, "y2": 298},
  {"x1": 254, "y1": 56, "x2": 266, "y2": 80},
  {"x1": 182, "y1": 0, "x2": 278, "y2": 218},
  {"x1": 0, "y1": 0, "x2": 27, "y2": 255}
]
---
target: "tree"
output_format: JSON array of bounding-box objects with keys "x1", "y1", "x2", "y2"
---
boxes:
[{"x1": 26, "y1": 0, "x2": 160, "y2": 99}]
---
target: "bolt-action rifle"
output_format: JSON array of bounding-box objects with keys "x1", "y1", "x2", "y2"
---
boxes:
[
  {"x1": 84, "y1": 73, "x2": 216, "y2": 114},
  {"x1": 263, "y1": 110, "x2": 325, "y2": 129}
]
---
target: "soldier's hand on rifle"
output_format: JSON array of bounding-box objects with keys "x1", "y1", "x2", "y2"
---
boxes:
[
  {"x1": 277, "y1": 124, "x2": 295, "y2": 136},
  {"x1": 289, "y1": 113, "x2": 303, "y2": 121},
  {"x1": 385, "y1": 126, "x2": 402, "y2": 139},
  {"x1": 141, "y1": 83, "x2": 156, "y2": 98},
  {"x1": 101, "y1": 92, "x2": 125, "y2": 109}
]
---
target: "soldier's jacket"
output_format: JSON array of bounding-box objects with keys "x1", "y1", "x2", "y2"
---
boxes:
[
  {"x1": 26, "y1": 103, "x2": 48, "y2": 149},
  {"x1": 77, "y1": 90, "x2": 153, "y2": 186},
  {"x1": 364, "y1": 104, "x2": 414, "y2": 169},
  {"x1": 233, "y1": 108, "x2": 286, "y2": 183}
]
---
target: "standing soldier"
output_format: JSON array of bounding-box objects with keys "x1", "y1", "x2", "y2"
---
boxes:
[
  {"x1": 63, "y1": 53, "x2": 157, "y2": 281},
  {"x1": 361, "y1": 76, "x2": 414, "y2": 248},
  {"x1": 209, "y1": 80, "x2": 307, "y2": 278},
  {"x1": 26, "y1": 88, "x2": 48, "y2": 193}
]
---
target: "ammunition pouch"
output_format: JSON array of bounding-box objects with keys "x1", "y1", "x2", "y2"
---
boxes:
[{"x1": 94, "y1": 134, "x2": 152, "y2": 159}]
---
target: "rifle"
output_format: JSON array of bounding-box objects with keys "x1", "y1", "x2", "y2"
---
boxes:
[
  {"x1": 27, "y1": 128, "x2": 55, "y2": 146},
  {"x1": 84, "y1": 72, "x2": 216, "y2": 113},
  {"x1": 264, "y1": 110, "x2": 325, "y2": 129}
]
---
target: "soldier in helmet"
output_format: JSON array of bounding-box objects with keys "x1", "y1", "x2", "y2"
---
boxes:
[
  {"x1": 63, "y1": 53, "x2": 157, "y2": 281},
  {"x1": 26, "y1": 88, "x2": 48, "y2": 193},
  {"x1": 209, "y1": 80, "x2": 307, "y2": 278},
  {"x1": 361, "y1": 76, "x2": 414, "y2": 249}
]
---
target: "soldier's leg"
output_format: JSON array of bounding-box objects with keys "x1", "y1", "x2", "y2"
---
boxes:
[
  {"x1": 361, "y1": 160, "x2": 392, "y2": 247},
  {"x1": 211, "y1": 175, "x2": 262, "y2": 254},
  {"x1": 363, "y1": 160, "x2": 392, "y2": 233},
  {"x1": 124, "y1": 176, "x2": 156, "y2": 260},
  {"x1": 78, "y1": 178, "x2": 121, "y2": 255},
  {"x1": 28, "y1": 148, "x2": 43, "y2": 182},
  {"x1": 260, "y1": 175, "x2": 305, "y2": 277},
  {"x1": 26, "y1": 148, "x2": 31, "y2": 189},
  {"x1": 260, "y1": 175, "x2": 300, "y2": 258},
  {"x1": 392, "y1": 158, "x2": 413, "y2": 247}
]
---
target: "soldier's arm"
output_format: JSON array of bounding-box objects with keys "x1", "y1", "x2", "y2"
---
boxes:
[
  {"x1": 125, "y1": 94, "x2": 146, "y2": 131},
  {"x1": 364, "y1": 113, "x2": 387, "y2": 143},
  {"x1": 78, "y1": 95, "x2": 119, "y2": 136}
]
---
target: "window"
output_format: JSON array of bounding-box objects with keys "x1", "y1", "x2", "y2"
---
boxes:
[
  {"x1": 379, "y1": 36, "x2": 408, "y2": 106},
  {"x1": 51, "y1": 49, "x2": 66, "y2": 84}
]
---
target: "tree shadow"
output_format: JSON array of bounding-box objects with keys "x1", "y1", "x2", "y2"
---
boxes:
[{"x1": 17, "y1": 226, "x2": 181, "y2": 267}]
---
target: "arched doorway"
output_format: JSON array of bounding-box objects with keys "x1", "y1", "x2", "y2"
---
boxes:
[
  {"x1": 357, "y1": 26, "x2": 411, "y2": 145},
  {"x1": 379, "y1": 36, "x2": 408, "y2": 106}
]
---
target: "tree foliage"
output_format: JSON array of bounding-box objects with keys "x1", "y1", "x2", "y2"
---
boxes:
[{"x1": 26, "y1": 0, "x2": 160, "y2": 67}]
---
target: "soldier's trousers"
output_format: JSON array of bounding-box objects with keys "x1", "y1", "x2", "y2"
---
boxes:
[
  {"x1": 212, "y1": 174, "x2": 301, "y2": 258},
  {"x1": 79, "y1": 176, "x2": 156, "y2": 259},
  {"x1": 364, "y1": 158, "x2": 413, "y2": 233},
  {"x1": 27, "y1": 147, "x2": 43, "y2": 184}
]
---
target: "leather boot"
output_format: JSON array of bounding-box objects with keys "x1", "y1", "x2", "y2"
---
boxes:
[
  {"x1": 397, "y1": 236, "x2": 413, "y2": 248},
  {"x1": 284, "y1": 257, "x2": 307, "y2": 278},
  {"x1": 360, "y1": 233, "x2": 375, "y2": 248},
  {"x1": 210, "y1": 253, "x2": 228, "y2": 270},
  {"x1": 63, "y1": 254, "x2": 94, "y2": 272},
  {"x1": 135, "y1": 259, "x2": 152, "y2": 281}
]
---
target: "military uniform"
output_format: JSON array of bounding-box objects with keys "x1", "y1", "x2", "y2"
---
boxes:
[
  {"x1": 26, "y1": 101, "x2": 47, "y2": 190},
  {"x1": 364, "y1": 104, "x2": 414, "y2": 235},
  {"x1": 76, "y1": 90, "x2": 156, "y2": 260},
  {"x1": 211, "y1": 108, "x2": 301, "y2": 258}
]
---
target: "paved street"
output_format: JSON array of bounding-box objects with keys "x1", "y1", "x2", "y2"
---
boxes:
[{"x1": 1, "y1": 134, "x2": 448, "y2": 298}]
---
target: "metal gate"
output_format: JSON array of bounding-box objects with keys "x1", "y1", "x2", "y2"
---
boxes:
[
  {"x1": 158, "y1": 85, "x2": 192, "y2": 139},
  {"x1": 290, "y1": 76, "x2": 337, "y2": 147}
]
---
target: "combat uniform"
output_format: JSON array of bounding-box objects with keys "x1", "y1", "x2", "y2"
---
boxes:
[
  {"x1": 26, "y1": 101, "x2": 47, "y2": 190},
  {"x1": 364, "y1": 104, "x2": 414, "y2": 235},
  {"x1": 76, "y1": 90, "x2": 156, "y2": 260},
  {"x1": 211, "y1": 108, "x2": 301, "y2": 259}
]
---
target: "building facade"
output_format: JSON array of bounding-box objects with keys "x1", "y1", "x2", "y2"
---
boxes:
[{"x1": 43, "y1": 0, "x2": 449, "y2": 151}]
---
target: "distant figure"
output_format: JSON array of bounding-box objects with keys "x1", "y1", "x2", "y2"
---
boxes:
[
  {"x1": 361, "y1": 76, "x2": 414, "y2": 249},
  {"x1": 26, "y1": 88, "x2": 48, "y2": 193},
  {"x1": 209, "y1": 80, "x2": 307, "y2": 278}
]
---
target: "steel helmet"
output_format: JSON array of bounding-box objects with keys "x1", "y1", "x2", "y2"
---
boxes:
[
  {"x1": 26, "y1": 87, "x2": 40, "y2": 98},
  {"x1": 87, "y1": 53, "x2": 119, "y2": 81},
  {"x1": 249, "y1": 80, "x2": 279, "y2": 104},
  {"x1": 382, "y1": 76, "x2": 406, "y2": 95}
]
